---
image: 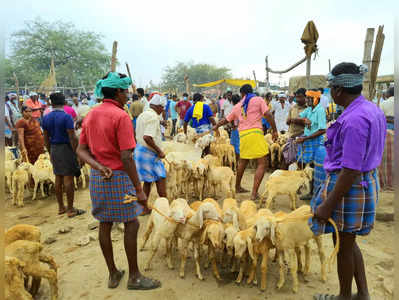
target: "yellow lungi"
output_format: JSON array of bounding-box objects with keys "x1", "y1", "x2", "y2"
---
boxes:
[{"x1": 239, "y1": 128, "x2": 269, "y2": 159}]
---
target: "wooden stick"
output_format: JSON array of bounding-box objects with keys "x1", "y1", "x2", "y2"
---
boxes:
[
  {"x1": 362, "y1": 28, "x2": 375, "y2": 100},
  {"x1": 306, "y1": 56, "x2": 311, "y2": 89},
  {"x1": 266, "y1": 56, "x2": 307, "y2": 74},
  {"x1": 111, "y1": 41, "x2": 118, "y2": 72},
  {"x1": 369, "y1": 25, "x2": 385, "y2": 101},
  {"x1": 252, "y1": 70, "x2": 257, "y2": 89},
  {"x1": 125, "y1": 63, "x2": 137, "y2": 93},
  {"x1": 328, "y1": 59, "x2": 331, "y2": 72}
]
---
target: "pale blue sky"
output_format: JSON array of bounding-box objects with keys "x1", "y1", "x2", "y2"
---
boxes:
[{"x1": 3, "y1": 0, "x2": 396, "y2": 87}]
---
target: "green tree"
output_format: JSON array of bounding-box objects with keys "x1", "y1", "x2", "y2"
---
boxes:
[
  {"x1": 160, "y1": 61, "x2": 232, "y2": 93},
  {"x1": 5, "y1": 18, "x2": 111, "y2": 90}
]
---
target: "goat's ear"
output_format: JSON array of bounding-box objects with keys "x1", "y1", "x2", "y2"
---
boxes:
[
  {"x1": 270, "y1": 222, "x2": 277, "y2": 246},
  {"x1": 246, "y1": 237, "x2": 255, "y2": 260}
]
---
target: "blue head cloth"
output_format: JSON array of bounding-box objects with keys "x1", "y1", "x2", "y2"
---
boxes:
[
  {"x1": 241, "y1": 93, "x2": 256, "y2": 117},
  {"x1": 95, "y1": 72, "x2": 132, "y2": 99},
  {"x1": 327, "y1": 64, "x2": 368, "y2": 88}
]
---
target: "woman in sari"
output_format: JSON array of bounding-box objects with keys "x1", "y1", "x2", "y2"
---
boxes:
[{"x1": 16, "y1": 106, "x2": 45, "y2": 164}]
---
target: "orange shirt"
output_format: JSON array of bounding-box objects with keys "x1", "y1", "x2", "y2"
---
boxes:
[{"x1": 25, "y1": 98, "x2": 42, "y2": 118}]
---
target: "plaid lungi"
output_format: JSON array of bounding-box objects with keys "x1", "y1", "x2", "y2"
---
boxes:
[
  {"x1": 134, "y1": 143, "x2": 166, "y2": 183},
  {"x1": 230, "y1": 129, "x2": 240, "y2": 155},
  {"x1": 89, "y1": 169, "x2": 143, "y2": 222},
  {"x1": 296, "y1": 135, "x2": 324, "y2": 165},
  {"x1": 313, "y1": 145, "x2": 327, "y2": 195},
  {"x1": 309, "y1": 169, "x2": 379, "y2": 236},
  {"x1": 378, "y1": 129, "x2": 394, "y2": 190}
]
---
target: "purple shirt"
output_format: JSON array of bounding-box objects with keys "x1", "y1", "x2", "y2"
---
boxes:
[{"x1": 323, "y1": 95, "x2": 386, "y2": 173}]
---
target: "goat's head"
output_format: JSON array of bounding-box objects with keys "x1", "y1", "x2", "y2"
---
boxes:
[
  {"x1": 255, "y1": 217, "x2": 276, "y2": 245},
  {"x1": 224, "y1": 224, "x2": 239, "y2": 256},
  {"x1": 169, "y1": 207, "x2": 187, "y2": 224},
  {"x1": 202, "y1": 222, "x2": 224, "y2": 249}
]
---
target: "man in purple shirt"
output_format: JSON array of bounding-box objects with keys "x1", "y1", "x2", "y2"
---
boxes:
[{"x1": 312, "y1": 63, "x2": 386, "y2": 300}]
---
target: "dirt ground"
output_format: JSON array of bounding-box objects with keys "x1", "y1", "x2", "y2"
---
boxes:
[{"x1": 5, "y1": 170, "x2": 394, "y2": 300}]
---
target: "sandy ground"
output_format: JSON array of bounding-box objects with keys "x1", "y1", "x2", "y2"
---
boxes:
[{"x1": 5, "y1": 170, "x2": 394, "y2": 300}]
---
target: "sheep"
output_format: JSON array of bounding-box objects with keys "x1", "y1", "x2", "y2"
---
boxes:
[
  {"x1": 173, "y1": 132, "x2": 187, "y2": 143},
  {"x1": 5, "y1": 224, "x2": 42, "y2": 296},
  {"x1": 11, "y1": 163, "x2": 32, "y2": 207},
  {"x1": 207, "y1": 167, "x2": 236, "y2": 199},
  {"x1": 190, "y1": 159, "x2": 210, "y2": 200},
  {"x1": 140, "y1": 197, "x2": 188, "y2": 271},
  {"x1": 254, "y1": 205, "x2": 327, "y2": 293},
  {"x1": 194, "y1": 134, "x2": 215, "y2": 150},
  {"x1": 203, "y1": 154, "x2": 221, "y2": 168},
  {"x1": 261, "y1": 174, "x2": 309, "y2": 210},
  {"x1": 175, "y1": 202, "x2": 221, "y2": 280},
  {"x1": 191, "y1": 200, "x2": 225, "y2": 280},
  {"x1": 264, "y1": 133, "x2": 273, "y2": 146},
  {"x1": 222, "y1": 198, "x2": 249, "y2": 232},
  {"x1": 5, "y1": 256, "x2": 33, "y2": 300},
  {"x1": 31, "y1": 157, "x2": 55, "y2": 200},
  {"x1": 5, "y1": 240, "x2": 58, "y2": 300},
  {"x1": 74, "y1": 164, "x2": 90, "y2": 189},
  {"x1": 233, "y1": 209, "x2": 274, "y2": 289},
  {"x1": 239, "y1": 200, "x2": 258, "y2": 220},
  {"x1": 5, "y1": 224, "x2": 41, "y2": 246},
  {"x1": 5, "y1": 158, "x2": 17, "y2": 193}
]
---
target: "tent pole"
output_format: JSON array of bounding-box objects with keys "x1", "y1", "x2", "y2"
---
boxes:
[{"x1": 306, "y1": 56, "x2": 311, "y2": 89}]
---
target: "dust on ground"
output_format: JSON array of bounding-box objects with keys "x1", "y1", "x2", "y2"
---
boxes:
[{"x1": 5, "y1": 170, "x2": 394, "y2": 300}]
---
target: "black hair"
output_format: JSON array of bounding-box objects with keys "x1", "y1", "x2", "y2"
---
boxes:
[
  {"x1": 226, "y1": 91, "x2": 232, "y2": 95},
  {"x1": 231, "y1": 94, "x2": 241, "y2": 105},
  {"x1": 331, "y1": 62, "x2": 363, "y2": 94},
  {"x1": 21, "y1": 105, "x2": 31, "y2": 112},
  {"x1": 136, "y1": 88, "x2": 144, "y2": 97},
  {"x1": 193, "y1": 93, "x2": 202, "y2": 102},
  {"x1": 387, "y1": 86, "x2": 394, "y2": 97},
  {"x1": 318, "y1": 88, "x2": 324, "y2": 94},
  {"x1": 172, "y1": 94, "x2": 177, "y2": 98},
  {"x1": 239, "y1": 84, "x2": 253, "y2": 95},
  {"x1": 132, "y1": 94, "x2": 139, "y2": 101},
  {"x1": 101, "y1": 72, "x2": 128, "y2": 99},
  {"x1": 50, "y1": 92, "x2": 66, "y2": 106},
  {"x1": 295, "y1": 88, "x2": 307, "y2": 97},
  {"x1": 265, "y1": 92, "x2": 272, "y2": 99},
  {"x1": 183, "y1": 93, "x2": 188, "y2": 97}
]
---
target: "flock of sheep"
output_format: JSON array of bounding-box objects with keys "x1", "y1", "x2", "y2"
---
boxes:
[
  {"x1": 4, "y1": 125, "x2": 331, "y2": 299},
  {"x1": 5, "y1": 147, "x2": 90, "y2": 208}
]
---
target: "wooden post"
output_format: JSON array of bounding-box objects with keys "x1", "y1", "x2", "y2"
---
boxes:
[
  {"x1": 265, "y1": 56, "x2": 270, "y2": 92},
  {"x1": 362, "y1": 28, "x2": 375, "y2": 100},
  {"x1": 125, "y1": 63, "x2": 137, "y2": 93},
  {"x1": 328, "y1": 59, "x2": 331, "y2": 72},
  {"x1": 252, "y1": 70, "x2": 257, "y2": 89},
  {"x1": 184, "y1": 74, "x2": 191, "y2": 96},
  {"x1": 369, "y1": 25, "x2": 384, "y2": 101},
  {"x1": 306, "y1": 56, "x2": 311, "y2": 89},
  {"x1": 111, "y1": 41, "x2": 118, "y2": 72}
]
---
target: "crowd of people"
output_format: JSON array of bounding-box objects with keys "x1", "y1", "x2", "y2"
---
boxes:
[{"x1": 4, "y1": 62, "x2": 394, "y2": 299}]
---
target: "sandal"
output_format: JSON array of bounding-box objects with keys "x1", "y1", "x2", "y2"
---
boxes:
[
  {"x1": 236, "y1": 187, "x2": 250, "y2": 193},
  {"x1": 108, "y1": 270, "x2": 125, "y2": 289},
  {"x1": 68, "y1": 208, "x2": 86, "y2": 218},
  {"x1": 127, "y1": 276, "x2": 161, "y2": 290},
  {"x1": 313, "y1": 294, "x2": 348, "y2": 300}
]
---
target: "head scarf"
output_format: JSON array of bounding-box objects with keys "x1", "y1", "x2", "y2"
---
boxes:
[
  {"x1": 327, "y1": 64, "x2": 368, "y2": 88},
  {"x1": 94, "y1": 72, "x2": 132, "y2": 99},
  {"x1": 241, "y1": 93, "x2": 256, "y2": 118},
  {"x1": 8, "y1": 93, "x2": 17, "y2": 99},
  {"x1": 149, "y1": 94, "x2": 167, "y2": 107},
  {"x1": 278, "y1": 93, "x2": 287, "y2": 99},
  {"x1": 306, "y1": 90, "x2": 322, "y2": 106}
]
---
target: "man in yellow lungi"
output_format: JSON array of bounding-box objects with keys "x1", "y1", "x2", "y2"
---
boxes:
[{"x1": 214, "y1": 84, "x2": 278, "y2": 200}]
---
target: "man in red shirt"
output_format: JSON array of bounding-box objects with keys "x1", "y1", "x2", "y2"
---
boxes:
[
  {"x1": 77, "y1": 72, "x2": 161, "y2": 291},
  {"x1": 176, "y1": 92, "x2": 191, "y2": 127}
]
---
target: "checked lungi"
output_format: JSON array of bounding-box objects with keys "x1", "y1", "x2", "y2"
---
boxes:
[
  {"x1": 230, "y1": 129, "x2": 240, "y2": 155},
  {"x1": 296, "y1": 135, "x2": 324, "y2": 165},
  {"x1": 134, "y1": 143, "x2": 166, "y2": 183},
  {"x1": 282, "y1": 138, "x2": 298, "y2": 165},
  {"x1": 309, "y1": 169, "x2": 379, "y2": 236},
  {"x1": 313, "y1": 145, "x2": 327, "y2": 195},
  {"x1": 195, "y1": 124, "x2": 212, "y2": 134},
  {"x1": 90, "y1": 169, "x2": 143, "y2": 222}
]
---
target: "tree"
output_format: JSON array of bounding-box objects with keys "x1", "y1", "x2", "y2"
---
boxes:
[
  {"x1": 160, "y1": 61, "x2": 232, "y2": 93},
  {"x1": 5, "y1": 18, "x2": 111, "y2": 90}
]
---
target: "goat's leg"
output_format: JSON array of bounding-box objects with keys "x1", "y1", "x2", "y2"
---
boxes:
[
  {"x1": 165, "y1": 238, "x2": 174, "y2": 270},
  {"x1": 144, "y1": 233, "x2": 160, "y2": 271},
  {"x1": 260, "y1": 248, "x2": 270, "y2": 291},
  {"x1": 288, "y1": 248, "x2": 299, "y2": 293},
  {"x1": 30, "y1": 277, "x2": 42, "y2": 297},
  {"x1": 303, "y1": 242, "x2": 311, "y2": 276},
  {"x1": 39, "y1": 253, "x2": 58, "y2": 272},
  {"x1": 140, "y1": 216, "x2": 153, "y2": 251},
  {"x1": 74, "y1": 177, "x2": 78, "y2": 190},
  {"x1": 230, "y1": 256, "x2": 237, "y2": 273},
  {"x1": 25, "y1": 267, "x2": 58, "y2": 300},
  {"x1": 193, "y1": 240, "x2": 204, "y2": 280},
  {"x1": 273, "y1": 247, "x2": 279, "y2": 262},
  {"x1": 276, "y1": 249, "x2": 286, "y2": 290},
  {"x1": 179, "y1": 239, "x2": 189, "y2": 278},
  {"x1": 40, "y1": 181, "x2": 45, "y2": 198},
  {"x1": 314, "y1": 236, "x2": 327, "y2": 282},
  {"x1": 247, "y1": 252, "x2": 258, "y2": 285},
  {"x1": 81, "y1": 174, "x2": 86, "y2": 189},
  {"x1": 265, "y1": 194, "x2": 274, "y2": 209},
  {"x1": 17, "y1": 185, "x2": 24, "y2": 207},
  {"x1": 235, "y1": 254, "x2": 246, "y2": 284},
  {"x1": 12, "y1": 178, "x2": 17, "y2": 205},
  {"x1": 32, "y1": 180, "x2": 39, "y2": 200},
  {"x1": 204, "y1": 245, "x2": 210, "y2": 269},
  {"x1": 295, "y1": 246, "x2": 303, "y2": 273}
]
